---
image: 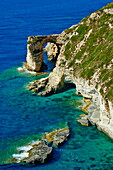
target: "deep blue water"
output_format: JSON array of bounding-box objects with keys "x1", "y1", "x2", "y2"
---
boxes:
[{"x1": 0, "y1": 0, "x2": 113, "y2": 169}]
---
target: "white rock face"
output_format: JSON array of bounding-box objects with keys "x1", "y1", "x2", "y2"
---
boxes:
[
  {"x1": 89, "y1": 12, "x2": 101, "y2": 20},
  {"x1": 26, "y1": 44, "x2": 39, "y2": 71},
  {"x1": 104, "y1": 8, "x2": 113, "y2": 14},
  {"x1": 26, "y1": 37, "x2": 43, "y2": 71},
  {"x1": 45, "y1": 42, "x2": 58, "y2": 60}
]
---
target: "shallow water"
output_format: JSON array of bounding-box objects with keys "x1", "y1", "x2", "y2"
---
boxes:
[
  {"x1": 1, "y1": 66, "x2": 113, "y2": 170},
  {"x1": 0, "y1": 0, "x2": 113, "y2": 169}
]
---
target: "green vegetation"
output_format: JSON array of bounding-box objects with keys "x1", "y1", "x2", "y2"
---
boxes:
[
  {"x1": 31, "y1": 51, "x2": 36, "y2": 56},
  {"x1": 106, "y1": 88, "x2": 113, "y2": 100},
  {"x1": 33, "y1": 38, "x2": 39, "y2": 43},
  {"x1": 63, "y1": 3, "x2": 113, "y2": 100},
  {"x1": 64, "y1": 43, "x2": 71, "y2": 59},
  {"x1": 27, "y1": 41, "x2": 32, "y2": 44},
  {"x1": 100, "y1": 88, "x2": 104, "y2": 95}
]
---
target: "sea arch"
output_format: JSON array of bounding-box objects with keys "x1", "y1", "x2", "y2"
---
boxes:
[{"x1": 25, "y1": 34, "x2": 60, "y2": 72}]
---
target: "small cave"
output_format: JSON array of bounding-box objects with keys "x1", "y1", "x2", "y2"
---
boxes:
[
  {"x1": 63, "y1": 82, "x2": 76, "y2": 91},
  {"x1": 55, "y1": 82, "x2": 76, "y2": 94}
]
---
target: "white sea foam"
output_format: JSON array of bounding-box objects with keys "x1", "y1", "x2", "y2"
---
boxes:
[
  {"x1": 12, "y1": 152, "x2": 29, "y2": 160},
  {"x1": 17, "y1": 66, "x2": 36, "y2": 74},
  {"x1": 17, "y1": 145, "x2": 32, "y2": 152},
  {"x1": 24, "y1": 69, "x2": 36, "y2": 74},
  {"x1": 17, "y1": 67, "x2": 24, "y2": 72}
]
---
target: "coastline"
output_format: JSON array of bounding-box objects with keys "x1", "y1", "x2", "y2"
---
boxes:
[{"x1": 24, "y1": 3, "x2": 113, "y2": 139}]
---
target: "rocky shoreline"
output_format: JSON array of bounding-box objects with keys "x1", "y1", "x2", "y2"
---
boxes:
[{"x1": 22, "y1": 3, "x2": 113, "y2": 139}]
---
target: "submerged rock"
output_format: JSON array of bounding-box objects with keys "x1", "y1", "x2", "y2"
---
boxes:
[
  {"x1": 77, "y1": 115, "x2": 89, "y2": 126},
  {"x1": 42, "y1": 127, "x2": 70, "y2": 147}
]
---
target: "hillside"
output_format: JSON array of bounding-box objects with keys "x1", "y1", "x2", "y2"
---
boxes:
[{"x1": 63, "y1": 2, "x2": 113, "y2": 102}]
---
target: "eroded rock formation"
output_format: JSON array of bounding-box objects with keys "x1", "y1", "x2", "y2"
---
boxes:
[
  {"x1": 25, "y1": 34, "x2": 65, "y2": 72},
  {"x1": 26, "y1": 3, "x2": 113, "y2": 139}
]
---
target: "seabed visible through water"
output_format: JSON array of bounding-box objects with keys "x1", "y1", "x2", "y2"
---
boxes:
[{"x1": 0, "y1": 64, "x2": 113, "y2": 170}]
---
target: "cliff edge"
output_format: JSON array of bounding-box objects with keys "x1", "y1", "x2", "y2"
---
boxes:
[{"x1": 26, "y1": 3, "x2": 113, "y2": 138}]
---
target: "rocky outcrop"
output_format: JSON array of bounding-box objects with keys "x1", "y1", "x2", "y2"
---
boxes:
[
  {"x1": 27, "y1": 77, "x2": 48, "y2": 92},
  {"x1": 42, "y1": 127, "x2": 70, "y2": 147},
  {"x1": 104, "y1": 8, "x2": 113, "y2": 14},
  {"x1": 77, "y1": 114, "x2": 89, "y2": 126},
  {"x1": 13, "y1": 141, "x2": 52, "y2": 164},
  {"x1": 26, "y1": 3, "x2": 113, "y2": 139},
  {"x1": 12, "y1": 126, "x2": 70, "y2": 164},
  {"x1": 26, "y1": 35, "x2": 58, "y2": 71},
  {"x1": 21, "y1": 141, "x2": 52, "y2": 164}
]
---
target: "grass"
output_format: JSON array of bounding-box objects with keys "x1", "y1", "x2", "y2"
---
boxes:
[{"x1": 63, "y1": 3, "x2": 113, "y2": 101}]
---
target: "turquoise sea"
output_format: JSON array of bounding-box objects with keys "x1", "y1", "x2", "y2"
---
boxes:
[{"x1": 0, "y1": 0, "x2": 113, "y2": 169}]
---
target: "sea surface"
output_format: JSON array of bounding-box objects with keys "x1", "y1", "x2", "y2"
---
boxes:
[{"x1": 0, "y1": 0, "x2": 113, "y2": 169}]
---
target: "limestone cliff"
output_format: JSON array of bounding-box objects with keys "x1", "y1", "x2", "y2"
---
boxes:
[{"x1": 26, "y1": 3, "x2": 113, "y2": 138}]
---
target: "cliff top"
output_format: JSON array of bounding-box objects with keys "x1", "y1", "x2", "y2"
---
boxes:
[{"x1": 63, "y1": 2, "x2": 113, "y2": 101}]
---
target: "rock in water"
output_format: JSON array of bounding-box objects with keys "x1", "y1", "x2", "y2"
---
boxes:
[
  {"x1": 77, "y1": 115, "x2": 89, "y2": 126},
  {"x1": 27, "y1": 77, "x2": 48, "y2": 92},
  {"x1": 42, "y1": 127, "x2": 70, "y2": 147},
  {"x1": 12, "y1": 141, "x2": 52, "y2": 164},
  {"x1": 22, "y1": 141, "x2": 52, "y2": 164},
  {"x1": 12, "y1": 126, "x2": 70, "y2": 164},
  {"x1": 52, "y1": 128, "x2": 70, "y2": 146}
]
